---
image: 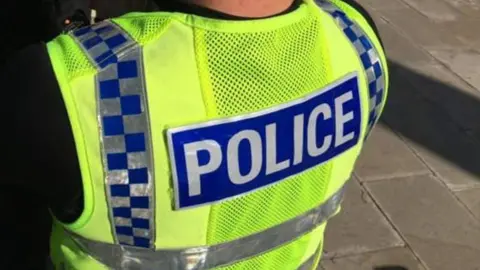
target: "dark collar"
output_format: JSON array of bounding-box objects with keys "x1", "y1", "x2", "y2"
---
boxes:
[{"x1": 155, "y1": 0, "x2": 303, "y2": 20}]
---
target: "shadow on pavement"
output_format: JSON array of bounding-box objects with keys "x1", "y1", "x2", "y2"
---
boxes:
[
  {"x1": 378, "y1": 60, "x2": 480, "y2": 182},
  {"x1": 374, "y1": 267, "x2": 409, "y2": 270}
]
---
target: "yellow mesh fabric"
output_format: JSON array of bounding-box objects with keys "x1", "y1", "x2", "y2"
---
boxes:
[
  {"x1": 53, "y1": 14, "x2": 171, "y2": 82},
  {"x1": 194, "y1": 14, "x2": 334, "y2": 245},
  {"x1": 113, "y1": 15, "x2": 172, "y2": 45},
  {"x1": 215, "y1": 230, "x2": 321, "y2": 270},
  {"x1": 54, "y1": 35, "x2": 95, "y2": 81},
  {"x1": 207, "y1": 164, "x2": 331, "y2": 245}
]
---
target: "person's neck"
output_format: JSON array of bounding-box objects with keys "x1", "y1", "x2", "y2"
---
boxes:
[{"x1": 191, "y1": 0, "x2": 296, "y2": 18}]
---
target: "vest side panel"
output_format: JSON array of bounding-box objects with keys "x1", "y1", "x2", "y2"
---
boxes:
[
  {"x1": 47, "y1": 35, "x2": 115, "y2": 242},
  {"x1": 143, "y1": 20, "x2": 212, "y2": 248}
]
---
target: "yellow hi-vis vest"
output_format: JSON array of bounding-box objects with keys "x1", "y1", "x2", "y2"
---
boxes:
[{"x1": 47, "y1": 0, "x2": 388, "y2": 269}]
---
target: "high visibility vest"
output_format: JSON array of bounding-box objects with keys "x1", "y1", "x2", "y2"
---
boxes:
[{"x1": 47, "y1": 0, "x2": 388, "y2": 269}]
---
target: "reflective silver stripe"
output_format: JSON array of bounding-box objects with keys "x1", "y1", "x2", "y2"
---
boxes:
[
  {"x1": 69, "y1": 187, "x2": 344, "y2": 269},
  {"x1": 70, "y1": 21, "x2": 155, "y2": 249}
]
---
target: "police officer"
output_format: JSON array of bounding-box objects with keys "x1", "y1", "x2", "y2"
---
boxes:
[{"x1": 3, "y1": 0, "x2": 387, "y2": 269}]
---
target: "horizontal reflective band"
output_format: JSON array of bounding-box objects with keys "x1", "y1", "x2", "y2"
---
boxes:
[{"x1": 69, "y1": 186, "x2": 344, "y2": 269}]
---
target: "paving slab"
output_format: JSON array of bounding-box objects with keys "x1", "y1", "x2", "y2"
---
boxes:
[
  {"x1": 415, "y1": 147, "x2": 480, "y2": 191},
  {"x1": 378, "y1": 5, "x2": 465, "y2": 49},
  {"x1": 398, "y1": 0, "x2": 461, "y2": 22},
  {"x1": 365, "y1": 175, "x2": 480, "y2": 270},
  {"x1": 359, "y1": 0, "x2": 408, "y2": 11},
  {"x1": 323, "y1": 179, "x2": 404, "y2": 258},
  {"x1": 355, "y1": 124, "x2": 429, "y2": 182},
  {"x1": 396, "y1": 63, "x2": 480, "y2": 142},
  {"x1": 455, "y1": 188, "x2": 480, "y2": 221},
  {"x1": 321, "y1": 247, "x2": 426, "y2": 270},
  {"x1": 375, "y1": 18, "x2": 433, "y2": 67},
  {"x1": 382, "y1": 65, "x2": 480, "y2": 191},
  {"x1": 437, "y1": 18, "x2": 480, "y2": 48},
  {"x1": 439, "y1": 0, "x2": 480, "y2": 19},
  {"x1": 429, "y1": 48, "x2": 480, "y2": 91}
]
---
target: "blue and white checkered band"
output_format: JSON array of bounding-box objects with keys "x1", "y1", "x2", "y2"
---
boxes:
[
  {"x1": 71, "y1": 21, "x2": 155, "y2": 249},
  {"x1": 316, "y1": 0, "x2": 386, "y2": 138}
]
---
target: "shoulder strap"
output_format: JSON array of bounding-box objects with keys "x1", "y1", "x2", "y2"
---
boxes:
[
  {"x1": 314, "y1": 0, "x2": 387, "y2": 138},
  {"x1": 70, "y1": 21, "x2": 156, "y2": 249}
]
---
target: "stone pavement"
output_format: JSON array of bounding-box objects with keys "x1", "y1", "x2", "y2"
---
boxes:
[{"x1": 320, "y1": 1, "x2": 480, "y2": 269}]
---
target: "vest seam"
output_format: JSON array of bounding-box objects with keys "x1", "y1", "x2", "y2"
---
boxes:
[
  {"x1": 112, "y1": 17, "x2": 174, "y2": 46},
  {"x1": 191, "y1": 26, "x2": 217, "y2": 246}
]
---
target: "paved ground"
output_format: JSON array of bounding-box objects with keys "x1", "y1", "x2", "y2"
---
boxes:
[{"x1": 320, "y1": 1, "x2": 480, "y2": 269}]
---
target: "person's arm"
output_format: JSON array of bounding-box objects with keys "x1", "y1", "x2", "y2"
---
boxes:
[
  {"x1": 0, "y1": 0, "x2": 91, "y2": 64},
  {"x1": 0, "y1": 1, "x2": 59, "y2": 62},
  {"x1": 1, "y1": 42, "x2": 83, "y2": 269}
]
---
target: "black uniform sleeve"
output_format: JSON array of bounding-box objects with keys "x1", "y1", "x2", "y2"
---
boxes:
[{"x1": 1, "y1": 42, "x2": 83, "y2": 269}]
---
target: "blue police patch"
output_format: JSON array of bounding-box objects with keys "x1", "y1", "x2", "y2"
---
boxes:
[{"x1": 167, "y1": 73, "x2": 362, "y2": 209}]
